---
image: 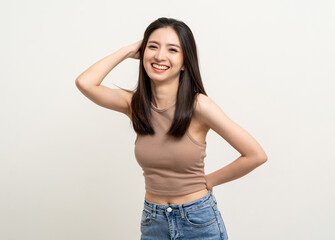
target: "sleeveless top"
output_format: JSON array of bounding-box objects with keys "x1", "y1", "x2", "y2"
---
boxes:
[{"x1": 134, "y1": 101, "x2": 207, "y2": 196}]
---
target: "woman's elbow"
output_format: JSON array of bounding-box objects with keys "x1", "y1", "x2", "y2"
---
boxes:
[
  {"x1": 248, "y1": 152, "x2": 268, "y2": 165},
  {"x1": 257, "y1": 153, "x2": 268, "y2": 164}
]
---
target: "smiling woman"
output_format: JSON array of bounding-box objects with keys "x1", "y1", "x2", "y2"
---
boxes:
[
  {"x1": 75, "y1": 16, "x2": 267, "y2": 240},
  {"x1": 143, "y1": 26, "x2": 185, "y2": 84}
]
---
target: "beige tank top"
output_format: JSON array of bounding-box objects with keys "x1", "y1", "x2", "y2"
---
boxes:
[{"x1": 134, "y1": 101, "x2": 207, "y2": 196}]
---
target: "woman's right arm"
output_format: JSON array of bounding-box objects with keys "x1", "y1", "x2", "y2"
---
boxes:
[{"x1": 75, "y1": 40, "x2": 142, "y2": 118}]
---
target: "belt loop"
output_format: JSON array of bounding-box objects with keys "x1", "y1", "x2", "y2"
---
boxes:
[
  {"x1": 152, "y1": 204, "x2": 157, "y2": 219},
  {"x1": 210, "y1": 190, "x2": 217, "y2": 204},
  {"x1": 179, "y1": 205, "x2": 185, "y2": 220}
]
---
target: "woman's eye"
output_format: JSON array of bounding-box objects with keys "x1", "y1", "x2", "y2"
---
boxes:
[{"x1": 148, "y1": 46, "x2": 177, "y2": 52}]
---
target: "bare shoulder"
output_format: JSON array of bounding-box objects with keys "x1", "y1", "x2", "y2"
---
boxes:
[
  {"x1": 195, "y1": 92, "x2": 211, "y2": 106},
  {"x1": 194, "y1": 92, "x2": 237, "y2": 133},
  {"x1": 193, "y1": 93, "x2": 212, "y2": 121},
  {"x1": 193, "y1": 93, "x2": 213, "y2": 131}
]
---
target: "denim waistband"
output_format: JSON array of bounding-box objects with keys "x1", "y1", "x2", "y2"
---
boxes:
[{"x1": 143, "y1": 190, "x2": 217, "y2": 219}]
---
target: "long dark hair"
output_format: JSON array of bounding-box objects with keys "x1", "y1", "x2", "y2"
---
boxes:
[{"x1": 128, "y1": 17, "x2": 207, "y2": 139}]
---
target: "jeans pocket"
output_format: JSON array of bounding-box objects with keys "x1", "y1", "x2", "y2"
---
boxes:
[
  {"x1": 140, "y1": 208, "x2": 154, "y2": 226},
  {"x1": 184, "y1": 204, "x2": 217, "y2": 227}
]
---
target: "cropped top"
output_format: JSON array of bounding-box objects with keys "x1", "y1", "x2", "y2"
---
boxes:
[{"x1": 134, "y1": 101, "x2": 208, "y2": 196}]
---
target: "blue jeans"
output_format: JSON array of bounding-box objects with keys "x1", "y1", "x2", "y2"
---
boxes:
[{"x1": 140, "y1": 190, "x2": 228, "y2": 240}]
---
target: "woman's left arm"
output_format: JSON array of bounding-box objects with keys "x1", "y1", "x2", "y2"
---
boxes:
[{"x1": 196, "y1": 94, "x2": 268, "y2": 190}]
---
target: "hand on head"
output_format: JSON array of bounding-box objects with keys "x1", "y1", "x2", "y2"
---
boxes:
[{"x1": 126, "y1": 40, "x2": 143, "y2": 59}]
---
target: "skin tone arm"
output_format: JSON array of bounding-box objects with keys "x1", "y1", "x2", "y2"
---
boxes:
[
  {"x1": 197, "y1": 94, "x2": 268, "y2": 192},
  {"x1": 76, "y1": 40, "x2": 142, "y2": 86},
  {"x1": 75, "y1": 40, "x2": 142, "y2": 116}
]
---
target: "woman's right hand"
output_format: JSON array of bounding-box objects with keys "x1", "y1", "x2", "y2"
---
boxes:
[{"x1": 126, "y1": 40, "x2": 143, "y2": 60}]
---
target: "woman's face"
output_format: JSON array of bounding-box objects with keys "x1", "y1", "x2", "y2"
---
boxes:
[{"x1": 143, "y1": 27, "x2": 184, "y2": 83}]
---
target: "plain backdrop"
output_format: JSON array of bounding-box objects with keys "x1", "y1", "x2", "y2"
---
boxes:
[{"x1": 1, "y1": 0, "x2": 334, "y2": 239}]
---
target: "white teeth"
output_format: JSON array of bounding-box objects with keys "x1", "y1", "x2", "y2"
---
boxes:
[{"x1": 152, "y1": 63, "x2": 169, "y2": 70}]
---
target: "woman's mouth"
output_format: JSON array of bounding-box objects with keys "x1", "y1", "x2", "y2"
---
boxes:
[{"x1": 151, "y1": 63, "x2": 170, "y2": 73}]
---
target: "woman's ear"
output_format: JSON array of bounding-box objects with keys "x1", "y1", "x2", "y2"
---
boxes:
[{"x1": 181, "y1": 66, "x2": 185, "y2": 71}]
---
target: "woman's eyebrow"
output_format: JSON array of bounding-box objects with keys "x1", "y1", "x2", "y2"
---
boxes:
[{"x1": 148, "y1": 40, "x2": 181, "y2": 49}]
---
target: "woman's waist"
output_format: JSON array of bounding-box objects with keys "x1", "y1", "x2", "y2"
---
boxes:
[{"x1": 145, "y1": 188, "x2": 209, "y2": 205}]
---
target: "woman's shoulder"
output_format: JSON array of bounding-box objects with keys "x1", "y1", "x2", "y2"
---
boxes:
[
  {"x1": 193, "y1": 93, "x2": 213, "y2": 130},
  {"x1": 193, "y1": 93, "x2": 223, "y2": 130},
  {"x1": 194, "y1": 93, "x2": 215, "y2": 112}
]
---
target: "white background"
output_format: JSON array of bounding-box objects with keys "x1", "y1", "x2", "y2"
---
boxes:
[{"x1": 1, "y1": 0, "x2": 334, "y2": 239}]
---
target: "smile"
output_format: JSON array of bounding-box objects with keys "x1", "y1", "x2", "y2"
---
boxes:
[
  {"x1": 151, "y1": 63, "x2": 170, "y2": 73},
  {"x1": 152, "y1": 63, "x2": 170, "y2": 70}
]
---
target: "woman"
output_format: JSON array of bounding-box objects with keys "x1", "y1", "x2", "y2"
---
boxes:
[{"x1": 76, "y1": 17, "x2": 267, "y2": 240}]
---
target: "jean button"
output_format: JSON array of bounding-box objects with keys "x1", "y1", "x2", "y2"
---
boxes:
[{"x1": 166, "y1": 207, "x2": 172, "y2": 212}]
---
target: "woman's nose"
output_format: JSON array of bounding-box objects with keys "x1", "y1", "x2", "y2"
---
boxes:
[{"x1": 155, "y1": 49, "x2": 166, "y2": 60}]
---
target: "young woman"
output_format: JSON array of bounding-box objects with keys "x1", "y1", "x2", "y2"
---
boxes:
[{"x1": 76, "y1": 17, "x2": 267, "y2": 240}]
